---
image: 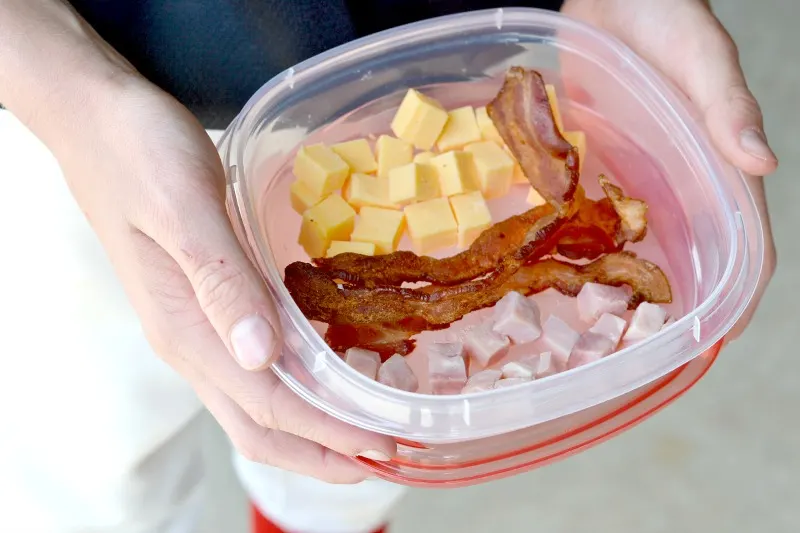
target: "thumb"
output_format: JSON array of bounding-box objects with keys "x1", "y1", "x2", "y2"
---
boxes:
[
  {"x1": 140, "y1": 175, "x2": 283, "y2": 372},
  {"x1": 567, "y1": 0, "x2": 779, "y2": 176}
]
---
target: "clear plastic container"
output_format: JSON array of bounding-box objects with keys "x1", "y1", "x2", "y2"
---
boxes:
[{"x1": 218, "y1": 8, "x2": 764, "y2": 487}]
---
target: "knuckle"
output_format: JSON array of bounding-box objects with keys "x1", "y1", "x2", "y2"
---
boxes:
[
  {"x1": 234, "y1": 431, "x2": 274, "y2": 465},
  {"x1": 239, "y1": 381, "x2": 281, "y2": 430},
  {"x1": 192, "y1": 256, "x2": 247, "y2": 317}
]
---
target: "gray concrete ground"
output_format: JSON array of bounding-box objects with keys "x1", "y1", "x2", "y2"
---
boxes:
[{"x1": 200, "y1": 1, "x2": 800, "y2": 531}]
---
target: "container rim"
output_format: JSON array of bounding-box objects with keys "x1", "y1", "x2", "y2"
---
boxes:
[{"x1": 220, "y1": 7, "x2": 764, "y2": 441}]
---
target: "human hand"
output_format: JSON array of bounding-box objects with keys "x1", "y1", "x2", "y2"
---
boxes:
[
  {"x1": 562, "y1": 0, "x2": 777, "y2": 339},
  {"x1": 47, "y1": 75, "x2": 395, "y2": 483}
]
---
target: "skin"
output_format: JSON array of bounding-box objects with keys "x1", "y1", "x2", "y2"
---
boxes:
[{"x1": 0, "y1": 0, "x2": 777, "y2": 484}]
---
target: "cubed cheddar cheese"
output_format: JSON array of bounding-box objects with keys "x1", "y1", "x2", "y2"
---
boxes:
[
  {"x1": 449, "y1": 191, "x2": 492, "y2": 248},
  {"x1": 431, "y1": 151, "x2": 476, "y2": 197},
  {"x1": 526, "y1": 187, "x2": 547, "y2": 206},
  {"x1": 331, "y1": 139, "x2": 378, "y2": 174},
  {"x1": 293, "y1": 144, "x2": 350, "y2": 196},
  {"x1": 436, "y1": 106, "x2": 482, "y2": 152},
  {"x1": 388, "y1": 163, "x2": 440, "y2": 205},
  {"x1": 351, "y1": 207, "x2": 406, "y2": 255},
  {"x1": 344, "y1": 173, "x2": 399, "y2": 211},
  {"x1": 298, "y1": 195, "x2": 356, "y2": 258},
  {"x1": 475, "y1": 106, "x2": 502, "y2": 143},
  {"x1": 413, "y1": 151, "x2": 436, "y2": 164},
  {"x1": 545, "y1": 84, "x2": 564, "y2": 133},
  {"x1": 375, "y1": 135, "x2": 413, "y2": 178},
  {"x1": 463, "y1": 141, "x2": 514, "y2": 199},
  {"x1": 326, "y1": 240, "x2": 376, "y2": 258},
  {"x1": 563, "y1": 130, "x2": 586, "y2": 173},
  {"x1": 390, "y1": 89, "x2": 449, "y2": 151},
  {"x1": 290, "y1": 180, "x2": 324, "y2": 214},
  {"x1": 404, "y1": 197, "x2": 458, "y2": 254}
]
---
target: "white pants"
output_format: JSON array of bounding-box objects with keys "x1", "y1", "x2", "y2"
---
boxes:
[{"x1": 0, "y1": 111, "x2": 406, "y2": 533}]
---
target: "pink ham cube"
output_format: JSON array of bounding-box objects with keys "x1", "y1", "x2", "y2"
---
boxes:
[
  {"x1": 533, "y1": 352, "x2": 556, "y2": 379},
  {"x1": 462, "y1": 369, "x2": 502, "y2": 393},
  {"x1": 567, "y1": 332, "x2": 615, "y2": 370},
  {"x1": 345, "y1": 347, "x2": 381, "y2": 380},
  {"x1": 464, "y1": 322, "x2": 511, "y2": 368},
  {"x1": 576, "y1": 283, "x2": 633, "y2": 322},
  {"x1": 541, "y1": 316, "x2": 580, "y2": 370},
  {"x1": 501, "y1": 360, "x2": 536, "y2": 380},
  {"x1": 428, "y1": 342, "x2": 468, "y2": 395},
  {"x1": 623, "y1": 302, "x2": 667, "y2": 343},
  {"x1": 662, "y1": 315, "x2": 676, "y2": 330},
  {"x1": 494, "y1": 377, "x2": 531, "y2": 389},
  {"x1": 491, "y1": 291, "x2": 542, "y2": 344},
  {"x1": 589, "y1": 313, "x2": 627, "y2": 347},
  {"x1": 378, "y1": 354, "x2": 419, "y2": 392}
]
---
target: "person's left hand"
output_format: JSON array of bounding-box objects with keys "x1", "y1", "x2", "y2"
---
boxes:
[{"x1": 562, "y1": 0, "x2": 778, "y2": 339}]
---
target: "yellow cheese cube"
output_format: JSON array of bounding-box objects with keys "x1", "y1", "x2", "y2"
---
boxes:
[
  {"x1": 436, "y1": 106, "x2": 482, "y2": 152},
  {"x1": 326, "y1": 241, "x2": 376, "y2": 258},
  {"x1": 475, "y1": 106, "x2": 502, "y2": 143},
  {"x1": 449, "y1": 191, "x2": 493, "y2": 248},
  {"x1": 404, "y1": 197, "x2": 458, "y2": 254},
  {"x1": 431, "y1": 151, "x2": 476, "y2": 197},
  {"x1": 388, "y1": 163, "x2": 440, "y2": 205},
  {"x1": 290, "y1": 180, "x2": 324, "y2": 214},
  {"x1": 526, "y1": 187, "x2": 547, "y2": 207},
  {"x1": 331, "y1": 139, "x2": 378, "y2": 174},
  {"x1": 293, "y1": 144, "x2": 350, "y2": 196},
  {"x1": 351, "y1": 207, "x2": 406, "y2": 255},
  {"x1": 390, "y1": 89, "x2": 449, "y2": 151},
  {"x1": 464, "y1": 141, "x2": 514, "y2": 199},
  {"x1": 375, "y1": 135, "x2": 413, "y2": 178},
  {"x1": 343, "y1": 173, "x2": 399, "y2": 211},
  {"x1": 298, "y1": 195, "x2": 357, "y2": 258},
  {"x1": 413, "y1": 151, "x2": 436, "y2": 164},
  {"x1": 545, "y1": 84, "x2": 564, "y2": 133},
  {"x1": 563, "y1": 130, "x2": 586, "y2": 173}
]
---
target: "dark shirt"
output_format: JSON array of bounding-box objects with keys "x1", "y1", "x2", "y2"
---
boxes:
[{"x1": 69, "y1": 1, "x2": 564, "y2": 128}]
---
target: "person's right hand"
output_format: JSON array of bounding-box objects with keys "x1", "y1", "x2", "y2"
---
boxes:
[{"x1": 45, "y1": 71, "x2": 395, "y2": 483}]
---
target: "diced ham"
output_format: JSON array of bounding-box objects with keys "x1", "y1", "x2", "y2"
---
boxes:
[
  {"x1": 501, "y1": 360, "x2": 536, "y2": 380},
  {"x1": 567, "y1": 332, "x2": 615, "y2": 370},
  {"x1": 662, "y1": 315, "x2": 676, "y2": 330},
  {"x1": 428, "y1": 342, "x2": 468, "y2": 395},
  {"x1": 378, "y1": 354, "x2": 419, "y2": 392},
  {"x1": 541, "y1": 316, "x2": 580, "y2": 370},
  {"x1": 491, "y1": 291, "x2": 542, "y2": 344},
  {"x1": 464, "y1": 322, "x2": 511, "y2": 368},
  {"x1": 345, "y1": 347, "x2": 381, "y2": 380},
  {"x1": 462, "y1": 369, "x2": 502, "y2": 393},
  {"x1": 589, "y1": 313, "x2": 627, "y2": 347},
  {"x1": 494, "y1": 377, "x2": 531, "y2": 389},
  {"x1": 533, "y1": 352, "x2": 556, "y2": 379},
  {"x1": 576, "y1": 282, "x2": 633, "y2": 322},
  {"x1": 623, "y1": 302, "x2": 667, "y2": 343}
]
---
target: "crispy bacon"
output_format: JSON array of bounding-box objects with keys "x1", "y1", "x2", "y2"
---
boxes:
[
  {"x1": 322, "y1": 252, "x2": 673, "y2": 356},
  {"x1": 487, "y1": 67, "x2": 579, "y2": 214},
  {"x1": 599, "y1": 175, "x2": 648, "y2": 243},
  {"x1": 313, "y1": 177, "x2": 641, "y2": 285}
]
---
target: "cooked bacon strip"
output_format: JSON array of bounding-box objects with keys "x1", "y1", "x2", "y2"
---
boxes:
[
  {"x1": 487, "y1": 67, "x2": 579, "y2": 214},
  {"x1": 313, "y1": 177, "x2": 644, "y2": 284},
  {"x1": 599, "y1": 175, "x2": 648, "y2": 243},
  {"x1": 289, "y1": 251, "x2": 671, "y2": 328},
  {"x1": 322, "y1": 252, "x2": 672, "y2": 355}
]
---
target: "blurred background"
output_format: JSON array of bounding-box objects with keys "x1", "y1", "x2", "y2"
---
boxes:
[{"x1": 199, "y1": 1, "x2": 799, "y2": 531}]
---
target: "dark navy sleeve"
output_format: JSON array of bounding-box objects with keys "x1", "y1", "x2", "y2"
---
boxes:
[{"x1": 69, "y1": 0, "x2": 564, "y2": 128}]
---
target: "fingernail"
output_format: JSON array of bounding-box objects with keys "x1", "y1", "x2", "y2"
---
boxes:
[
  {"x1": 739, "y1": 128, "x2": 777, "y2": 162},
  {"x1": 357, "y1": 450, "x2": 392, "y2": 462},
  {"x1": 230, "y1": 315, "x2": 276, "y2": 370}
]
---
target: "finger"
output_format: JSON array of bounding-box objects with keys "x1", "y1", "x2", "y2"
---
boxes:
[
  {"x1": 194, "y1": 377, "x2": 371, "y2": 484},
  {"x1": 564, "y1": 0, "x2": 778, "y2": 176},
  {"x1": 132, "y1": 144, "x2": 282, "y2": 371},
  {"x1": 121, "y1": 231, "x2": 397, "y2": 462}
]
